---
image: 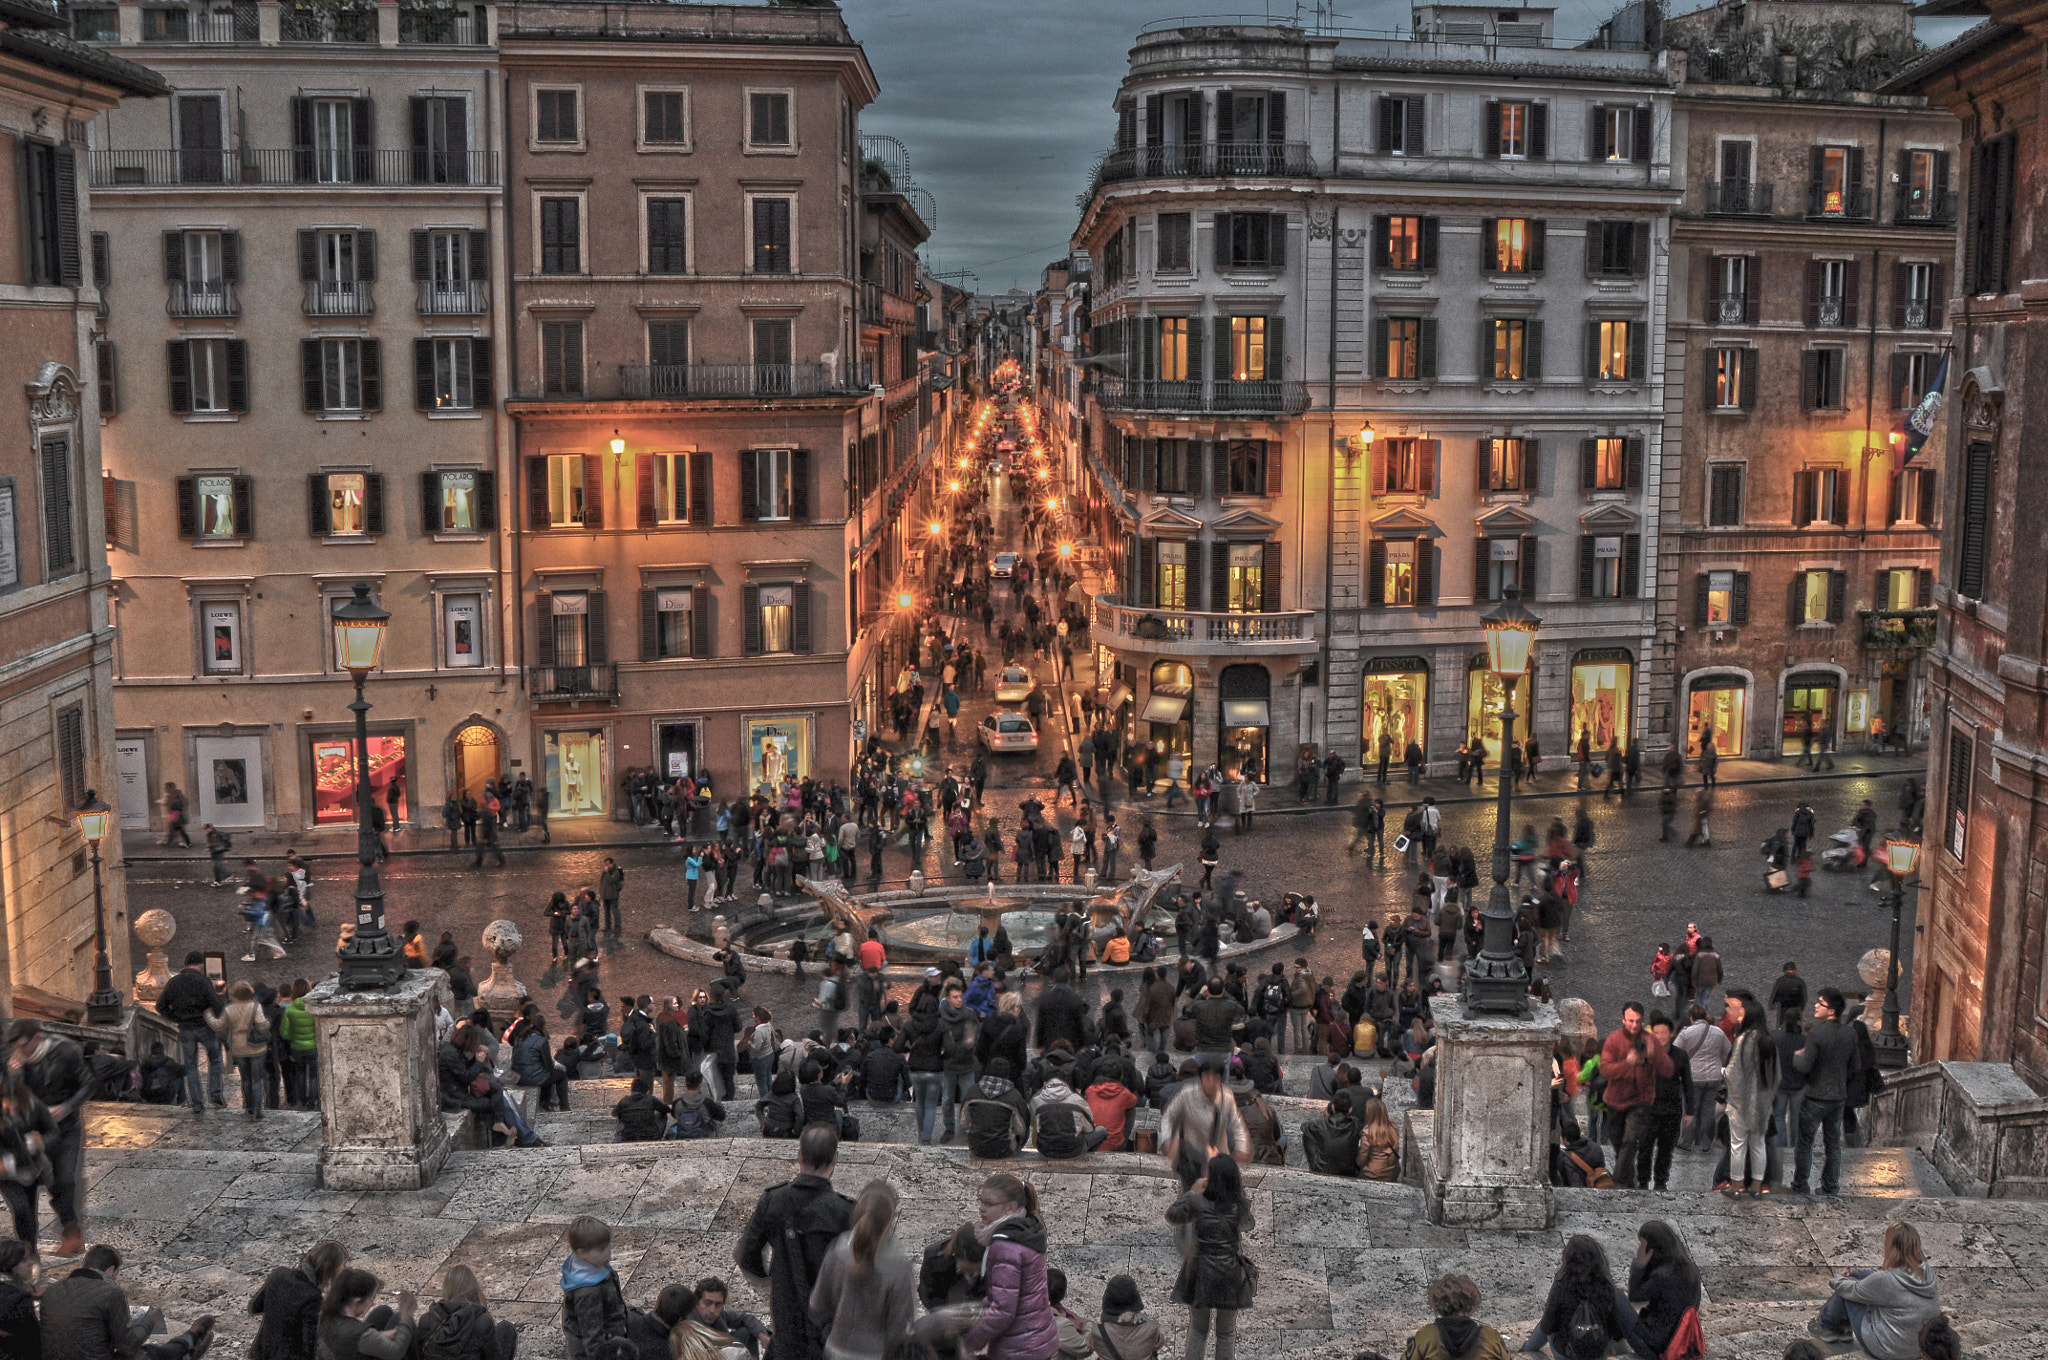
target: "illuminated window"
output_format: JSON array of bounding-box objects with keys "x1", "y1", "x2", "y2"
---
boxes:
[
  {"x1": 758, "y1": 584, "x2": 793, "y2": 653},
  {"x1": 1491, "y1": 219, "x2": 1530, "y2": 272},
  {"x1": 1225, "y1": 544, "x2": 1264, "y2": 612},
  {"x1": 1160, "y1": 317, "x2": 1189, "y2": 381},
  {"x1": 1498, "y1": 102, "x2": 1527, "y2": 158},
  {"x1": 1384, "y1": 318, "x2": 1420, "y2": 379},
  {"x1": 1705, "y1": 569, "x2": 1734, "y2": 624},
  {"x1": 194, "y1": 475, "x2": 236, "y2": 539},
  {"x1": 1491, "y1": 319, "x2": 1528, "y2": 381},
  {"x1": 1603, "y1": 106, "x2": 1635, "y2": 162},
  {"x1": 434, "y1": 469, "x2": 480, "y2": 532},
  {"x1": 1817, "y1": 146, "x2": 1850, "y2": 214},
  {"x1": 1229, "y1": 317, "x2": 1266, "y2": 381},
  {"x1": 1802, "y1": 569, "x2": 1832, "y2": 622},
  {"x1": 1157, "y1": 540, "x2": 1187, "y2": 609},
  {"x1": 1383, "y1": 538, "x2": 1416, "y2": 605},
  {"x1": 328, "y1": 472, "x2": 366, "y2": 535},
  {"x1": 651, "y1": 452, "x2": 690, "y2": 524},
  {"x1": 1712, "y1": 347, "x2": 1749, "y2": 409},
  {"x1": 1591, "y1": 438, "x2": 1626, "y2": 490},
  {"x1": 1596, "y1": 321, "x2": 1633, "y2": 382},
  {"x1": 1383, "y1": 437, "x2": 1426, "y2": 494},
  {"x1": 1384, "y1": 216, "x2": 1422, "y2": 270},
  {"x1": 547, "y1": 453, "x2": 585, "y2": 527},
  {"x1": 1486, "y1": 438, "x2": 1525, "y2": 492}
]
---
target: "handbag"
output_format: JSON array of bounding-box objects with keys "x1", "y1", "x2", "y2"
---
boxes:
[
  {"x1": 1651, "y1": 978, "x2": 1672, "y2": 998},
  {"x1": 1662, "y1": 1307, "x2": 1705, "y2": 1360}
]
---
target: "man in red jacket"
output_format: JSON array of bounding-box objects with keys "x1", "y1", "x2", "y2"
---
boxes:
[{"x1": 1599, "y1": 1003, "x2": 1674, "y2": 1188}]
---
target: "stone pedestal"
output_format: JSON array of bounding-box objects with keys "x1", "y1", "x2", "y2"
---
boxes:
[
  {"x1": 304, "y1": 969, "x2": 453, "y2": 1191},
  {"x1": 475, "y1": 920, "x2": 527, "y2": 1014},
  {"x1": 1420, "y1": 994, "x2": 1561, "y2": 1230}
]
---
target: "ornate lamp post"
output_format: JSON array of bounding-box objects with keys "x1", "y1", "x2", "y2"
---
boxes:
[
  {"x1": 1466, "y1": 592, "x2": 1541, "y2": 1016},
  {"x1": 73, "y1": 792, "x2": 123, "y2": 1026},
  {"x1": 1872, "y1": 835, "x2": 1921, "y2": 1067},
  {"x1": 333, "y1": 582, "x2": 405, "y2": 990}
]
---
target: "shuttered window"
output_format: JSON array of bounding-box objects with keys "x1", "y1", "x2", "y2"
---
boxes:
[
  {"x1": 1707, "y1": 464, "x2": 1744, "y2": 527},
  {"x1": 1956, "y1": 441, "x2": 1994, "y2": 598},
  {"x1": 55, "y1": 703, "x2": 87, "y2": 812},
  {"x1": 1967, "y1": 134, "x2": 2016, "y2": 294},
  {"x1": 39, "y1": 435, "x2": 76, "y2": 576},
  {"x1": 539, "y1": 197, "x2": 580, "y2": 274},
  {"x1": 21, "y1": 140, "x2": 81, "y2": 287},
  {"x1": 646, "y1": 197, "x2": 689, "y2": 274},
  {"x1": 541, "y1": 322, "x2": 583, "y2": 397},
  {"x1": 751, "y1": 197, "x2": 792, "y2": 274},
  {"x1": 535, "y1": 89, "x2": 579, "y2": 144},
  {"x1": 1945, "y1": 726, "x2": 1973, "y2": 861}
]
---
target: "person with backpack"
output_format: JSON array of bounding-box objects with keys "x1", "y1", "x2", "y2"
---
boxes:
[
  {"x1": 1030, "y1": 1073, "x2": 1107, "y2": 1158},
  {"x1": 612, "y1": 1075, "x2": 672, "y2": 1143},
  {"x1": 671, "y1": 1070, "x2": 726, "y2": 1139},
  {"x1": 737, "y1": 1125, "x2": 856, "y2": 1360},
  {"x1": 756, "y1": 1070, "x2": 805, "y2": 1140},
  {"x1": 1165, "y1": 1154, "x2": 1255, "y2": 1360},
  {"x1": 1520, "y1": 1235, "x2": 1645, "y2": 1360},
  {"x1": 413, "y1": 1266, "x2": 516, "y2": 1360},
  {"x1": 963, "y1": 1058, "x2": 1033, "y2": 1159},
  {"x1": 654, "y1": 999, "x2": 689, "y2": 1104},
  {"x1": 1627, "y1": 1222, "x2": 1703, "y2": 1360},
  {"x1": 1300, "y1": 1090, "x2": 1363, "y2": 1177},
  {"x1": 1550, "y1": 1117, "x2": 1613, "y2": 1190}
]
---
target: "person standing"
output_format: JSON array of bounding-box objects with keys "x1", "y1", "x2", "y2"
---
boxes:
[
  {"x1": 599, "y1": 859, "x2": 625, "y2": 938},
  {"x1": 162, "y1": 782, "x2": 193, "y2": 847},
  {"x1": 205, "y1": 824, "x2": 232, "y2": 886},
  {"x1": 1771, "y1": 962, "x2": 1809, "y2": 1032},
  {"x1": 957, "y1": 1174, "x2": 1057, "y2": 1360},
  {"x1": 471, "y1": 811, "x2": 504, "y2": 868},
  {"x1": 6, "y1": 1019, "x2": 89, "y2": 1255},
  {"x1": 806, "y1": 1181, "x2": 915, "y2": 1360},
  {"x1": 533, "y1": 784, "x2": 552, "y2": 843},
  {"x1": 1672, "y1": 1004, "x2": 1730, "y2": 1152},
  {"x1": 1375, "y1": 731, "x2": 1393, "y2": 786},
  {"x1": 1165, "y1": 1155, "x2": 1255, "y2": 1360},
  {"x1": 737, "y1": 1126, "x2": 856, "y2": 1360},
  {"x1": 1597, "y1": 1004, "x2": 1672, "y2": 1189},
  {"x1": 156, "y1": 950, "x2": 226, "y2": 1113},
  {"x1": 1657, "y1": 783, "x2": 1678, "y2": 843},
  {"x1": 1719, "y1": 989, "x2": 1779, "y2": 1198},
  {"x1": 1789, "y1": 988, "x2": 1860, "y2": 1198},
  {"x1": 1699, "y1": 741, "x2": 1719, "y2": 788},
  {"x1": 208, "y1": 981, "x2": 270, "y2": 1121},
  {"x1": 1417, "y1": 797, "x2": 1442, "y2": 865},
  {"x1": 1684, "y1": 786, "x2": 1713, "y2": 848}
]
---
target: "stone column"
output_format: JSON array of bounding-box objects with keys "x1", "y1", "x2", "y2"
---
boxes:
[
  {"x1": 303, "y1": 970, "x2": 453, "y2": 1191},
  {"x1": 1421, "y1": 994, "x2": 1561, "y2": 1229}
]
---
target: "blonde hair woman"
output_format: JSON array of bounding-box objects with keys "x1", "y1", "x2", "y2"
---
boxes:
[
  {"x1": 807, "y1": 1181, "x2": 916, "y2": 1360},
  {"x1": 1808, "y1": 1221, "x2": 1940, "y2": 1360},
  {"x1": 1356, "y1": 1097, "x2": 1401, "y2": 1181}
]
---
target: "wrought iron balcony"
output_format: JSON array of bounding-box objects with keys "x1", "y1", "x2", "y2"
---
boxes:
[
  {"x1": 528, "y1": 664, "x2": 618, "y2": 704},
  {"x1": 1704, "y1": 180, "x2": 1772, "y2": 216},
  {"x1": 417, "y1": 280, "x2": 488, "y2": 316},
  {"x1": 1861, "y1": 609, "x2": 1937, "y2": 651},
  {"x1": 1806, "y1": 183, "x2": 1874, "y2": 221},
  {"x1": 1895, "y1": 185, "x2": 1956, "y2": 226},
  {"x1": 141, "y1": 2, "x2": 258, "y2": 42},
  {"x1": 303, "y1": 281, "x2": 372, "y2": 317},
  {"x1": 279, "y1": 5, "x2": 375, "y2": 42},
  {"x1": 1096, "y1": 375, "x2": 1309, "y2": 417},
  {"x1": 1091, "y1": 141, "x2": 1315, "y2": 191},
  {"x1": 89, "y1": 148, "x2": 499, "y2": 188},
  {"x1": 167, "y1": 282, "x2": 236, "y2": 318},
  {"x1": 614, "y1": 362, "x2": 872, "y2": 400},
  {"x1": 398, "y1": 6, "x2": 488, "y2": 44}
]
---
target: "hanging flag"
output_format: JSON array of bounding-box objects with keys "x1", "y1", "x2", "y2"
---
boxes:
[{"x1": 1900, "y1": 349, "x2": 1950, "y2": 462}]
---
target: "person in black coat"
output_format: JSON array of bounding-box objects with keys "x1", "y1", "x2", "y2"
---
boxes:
[
  {"x1": 1033, "y1": 984, "x2": 1092, "y2": 1052},
  {"x1": 1627, "y1": 1221, "x2": 1701, "y2": 1359},
  {"x1": 974, "y1": 997, "x2": 1029, "y2": 1077},
  {"x1": 1523, "y1": 1235, "x2": 1648, "y2": 1359},
  {"x1": 1165, "y1": 1154, "x2": 1255, "y2": 1360},
  {"x1": 0, "y1": 1238, "x2": 38, "y2": 1360},
  {"x1": 251, "y1": 1241, "x2": 350, "y2": 1360}
]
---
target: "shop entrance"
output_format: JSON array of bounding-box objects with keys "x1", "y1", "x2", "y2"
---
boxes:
[
  {"x1": 544, "y1": 727, "x2": 607, "y2": 816},
  {"x1": 1218, "y1": 664, "x2": 1270, "y2": 782},
  {"x1": 1361, "y1": 657, "x2": 1428, "y2": 768},
  {"x1": 1466, "y1": 657, "x2": 1532, "y2": 768},
  {"x1": 657, "y1": 722, "x2": 698, "y2": 781},
  {"x1": 1686, "y1": 676, "x2": 1747, "y2": 757},
  {"x1": 1570, "y1": 649, "x2": 1633, "y2": 752},
  {"x1": 1781, "y1": 675, "x2": 1838, "y2": 756},
  {"x1": 1876, "y1": 661, "x2": 1913, "y2": 752},
  {"x1": 1142, "y1": 661, "x2": 1194, "y2": 767},
  {"x1": 454, "y1": 725, "x2": 500, "y2": 802}
]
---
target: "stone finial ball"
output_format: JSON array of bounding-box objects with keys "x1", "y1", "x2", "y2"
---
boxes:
[
  {"x1": 482, "y1": 919, "x2": 523, "y2": 957},
  {"x1": 1858, "y1": 948, "x2": 1891, "y2": 990},
  {"x1": 134, "y1": 909, "x2": 177, "y2": 949}
]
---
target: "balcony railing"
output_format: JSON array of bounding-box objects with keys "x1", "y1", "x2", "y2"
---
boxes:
[
  {"x1": 1704, "y1": 180, "x2": 1772, "y2": 216},
  {"x1": 1092, "y1": 141, "x2": 1316, "y2": 190},
  {"x1": 142, "y1": 3, "x2": 259, "y2": 42},
  {"x1": 417, "y1": 280, "x2": 487, "y2": 316},
  {"x1": 528, "y1": 664, "x2": 619, "y2": 704},
  {"x1": 615, "y1": 362, "x2": 872, "y2": 400},
  {"x1": 279, "y1": 5, "x2": 375, "y2": 42},
  {"x1": 1806, "y1": 183, "x2": 1874, "y2": 221},
  {"x1": 1861, "y1": 609, "x2": 1937, "y2": 651},
  {"x1": 1096, "y1": 375, "x2": 1310, "y2": 416},
  {"x1": 303, "y1": 281, "x2": 372, "y2": 317},
  {"x1": 1715, "y1": 293, "x2": 1747, "y2": 324},
  {"x1": 1902, "y1": 299, "x2": 1931, "y2": 329},
  {"x1": 1093, "y1": 593, "x2": 1316, "y2": 650},
  {"x1": 167, "y1": 282, "x2": 236, "y2": 318},
  {"x1": 1816, "y1": 296, "x2": 1845, "y2": 327},
  {"x1": 860, "y1": 280, "x2": 885, "y2": 326},
  {"x1": 398, "y1": 6, "x2": 488, "y2": 44},
  {"x1": 89, "y1": 149, "x2": 499, "y2": 187},
  {"x1": 1895, "y1": 186, "x2": 1956, "y2": 226}
]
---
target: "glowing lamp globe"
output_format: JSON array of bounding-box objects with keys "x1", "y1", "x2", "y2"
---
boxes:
[
  {"x1": 332, "y1": 582, "x2": 390, "y2": 676},
  {"x1": 1479, "y1": 595, "x2": 1541, "y2": 678},
  {"x1": 74, "y1": 792, "x2": 112, "y2": 844},
  {"x1": 897, "y1": 591, "x2": 914, "y2": 610},
  {"x1": 1883, "y1": 837, "x2": 1921, "y2": 878}
]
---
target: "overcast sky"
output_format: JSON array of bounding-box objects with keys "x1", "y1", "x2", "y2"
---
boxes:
[{"x1": 839, "y1": 0, "x2": 1978, "y2": 294}]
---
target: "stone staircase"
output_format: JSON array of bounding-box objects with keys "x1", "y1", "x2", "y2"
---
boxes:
[{"x1": 71, "y1": 1050, "x2": 2048, "y2": 1360}]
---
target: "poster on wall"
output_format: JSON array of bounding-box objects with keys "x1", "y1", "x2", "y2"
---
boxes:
[
  {"x1": 1845, "y1": 689, "x2": 1870, "y2": 734},
  {"x1": 0, "y1": 482, "x2": 17, "y2": 589},
  {"x1": 203, "y1": 604, "x2": 240, "y2": 672},
  {"x1": 444, "y1": 595, "x2": 482, "y2": 667}
]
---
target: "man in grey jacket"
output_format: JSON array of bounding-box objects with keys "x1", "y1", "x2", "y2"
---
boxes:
[
  {"x1": 1789, "y1": 987, "x2": 1862, "y2": 1196},
  {"x1": 1673, "y1": 1004, "x2": 1732, "y2": 1151}
]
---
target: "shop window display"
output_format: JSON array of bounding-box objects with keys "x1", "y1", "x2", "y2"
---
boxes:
[
  {"x1": 1687, "y1": 683, "x2": 1746, "y2": 757},
  {"x1": 545, "y1": 728, "x2": 606, "y2": 816},
  {"x1": 1569, "y1": 656, "x2": 1632, "y2": 750},
  {"x1": 312, "y1": 735, "x2": 406, "y2": 824}
]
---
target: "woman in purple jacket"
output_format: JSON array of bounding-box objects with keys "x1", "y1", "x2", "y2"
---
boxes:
[{"x1": 959, "y1": 1174, "x2": 1058, "y2": 1360}]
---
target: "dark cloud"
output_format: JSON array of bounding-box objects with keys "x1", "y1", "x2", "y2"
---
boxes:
[{"x1": 839, "y1": 0, "x2": 1971, "y2": 292}]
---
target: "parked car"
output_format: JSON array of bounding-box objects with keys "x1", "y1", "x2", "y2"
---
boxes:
[
  {"x1": 978, "y1": 712, "x2": 1039, "y2": 753},
  {"x1": 990, "y1": 551, "x2": 1019, "y2": 577},
  {"x1": 993, "y1": 665, "x2": 1035, "y2": 703}
]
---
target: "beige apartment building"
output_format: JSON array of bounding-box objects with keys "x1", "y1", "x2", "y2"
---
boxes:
[
  {"x1": 84, "y1": 0, "x2": 511, "y2": 834},
  {"x1": 499, "y1": 1, "x2": 941, "y2": 811},
  {"x1": 0, "y1": 0, "x2": 163, "y2": 1006}
]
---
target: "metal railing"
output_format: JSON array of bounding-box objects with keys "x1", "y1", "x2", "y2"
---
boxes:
[
  {"x1": 398, "y1": 7, "x2": 488, "y2": 44},
  {"x1": 1903, "y1": 299, "x2": 1931, "y2": 330},
  {"x1": 1816, "y1": 296, "x2": 1845, "y2": 327},
  {"x1": 304, "y1": 281, "x2": 372, "y2": 317},
  {"x1": 1092, "y1": 141, "x2": 1315, "y2": 190},
  {"x1": 1895, "y1": 186, "x2": 1956, "y2": 226},
  {"x1": 1715, "y1": 293, "x2": 1747, "y2": 325},
  {"x1": 616, "y1": 362, "x2": 872, "y2": 400},
  {"x1": 279, "y1": 5, "x2": 375, "y2": 41},
  {"x1": 1096, "y1": 375, "x2": 1310, "y2": 416},
  {"x1": 1704, "y1": 180, "x2": 1771, "y2": 216},
  {"x1": 1806, "y1": 183, "x2": 1874, "y2": 221},
  {"x1": 142, "y1": 3, "x2": 258, "y2": 42},
  {"x1": 89, "y1": 148, "x2": 499, "y2": 187},
  {"x1": 528, "y1": 665, "x2": 619, "y2": 703},
  {"x1": 418, "y1": 280, "x2": 488, "y2": 316},
  {"x1": 167, "y1": 282, "x2": 236, "y2": 318},
  {"x1": 1094, "y1": 593, "x2": 1314, "y2": 646},
  {"x1": 1861, "y1": 609, "x2": 1937, "y2": 651}
]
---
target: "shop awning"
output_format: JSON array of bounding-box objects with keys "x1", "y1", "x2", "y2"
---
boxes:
[
  {"x1": 1222, "y1": 699, "x2": 1270, "y2": 728},
  {"x1": 1105, "y1": 682, "x2": 1133, "y2": 711},
  {"x1": 1141, "y1": 693, "x2": 1190, "y2": 724}
]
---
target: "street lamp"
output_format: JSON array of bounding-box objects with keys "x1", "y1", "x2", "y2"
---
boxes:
[
  {"x1": 332, "y1": 582, "x2": 405, "y2": 990},
  {"x1": 1467, "y1": 591, "x2": 1542, "y2": 1016},
  {"x1": 73, "y1": 791, "x2": 122, "y2": 1026},
  {"x1": 1872, "y1": 835, "x2": 1921, "y2": 1067}
]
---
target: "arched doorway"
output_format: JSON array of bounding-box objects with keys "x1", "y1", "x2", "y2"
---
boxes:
[{"x1": 454, "y1": 723, "x2": 500, "y2": 802}]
